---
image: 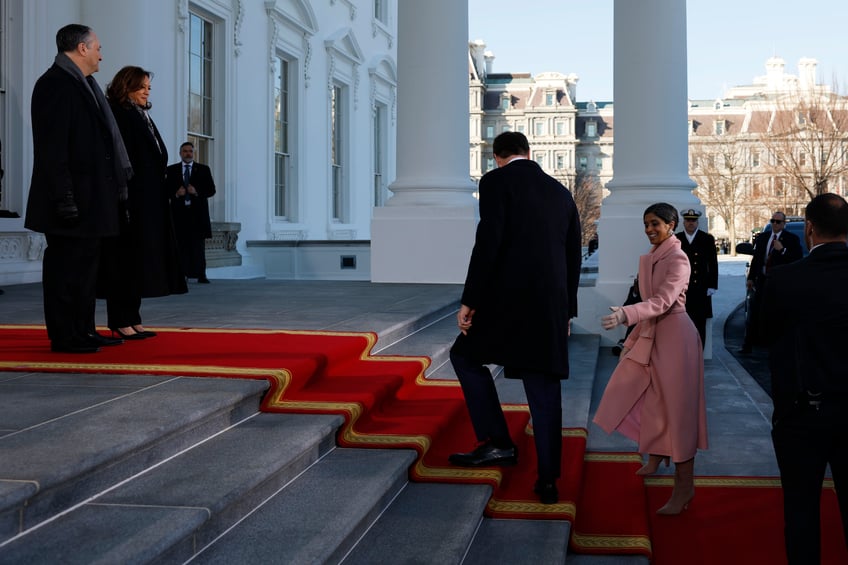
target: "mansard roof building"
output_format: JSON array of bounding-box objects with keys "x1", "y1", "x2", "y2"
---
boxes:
[{"x1": 469, "y1": 44, "x2": 848, "y2": 247}]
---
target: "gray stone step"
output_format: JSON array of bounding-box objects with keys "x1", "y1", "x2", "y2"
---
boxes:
[
  {"x1": 0, "y1": 375, "x2": 267, "y2": 543},
  {"x1": 0, "y1": 412, "x2": 342, "y2": 564},
  {"x1": 374, "y1": 310, "x2": 460, "y2": 380},
  {"x1": 191, "y1": 447, "x2": 418, "y2": 564},
  {"x1": 340, "y1": 482, "x2": 492, "y2": 564},
  {"x1": 466, "y1": 518, "x2": 571, "y2": 564}
]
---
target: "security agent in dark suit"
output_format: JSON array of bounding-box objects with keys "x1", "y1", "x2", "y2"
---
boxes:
[
  {"x1": 675, "y1": 209, "x2": 718, "y2": 349},
  {"x1": 447, "y1": 131, "x2": 582, "y2": 505},
  {"x1": 24, "y1": 24, "x2": 130, "y2": 353},
  {"x1": 760, "y1": 193, "x2": 848, "y2": 565},
  {"x1": 166, "y1": 142, "x2": 216, "y2": 283},
  {"x1": 741, "y1": 211, "x2": 803, "y2": 353}
]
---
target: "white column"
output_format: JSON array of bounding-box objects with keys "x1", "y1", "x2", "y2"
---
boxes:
[
  {"x1": 584, "y1": 0, "x2": 701, "y2": 345},
  {"x1": 370, "y1": 0, "x2": 478, "y2": 283}
]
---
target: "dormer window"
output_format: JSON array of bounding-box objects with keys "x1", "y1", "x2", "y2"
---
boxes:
[
  {"x1": 545, "y1": 91, "x2": 555, "y2": 106},
  {"x1": 500, "y1": 93, "x2": 510, "y2": 111},
  {"x1": 714, "y1": 100, "x2": 722, "y2": 110},
  {"x1": 585, "y1": 121, "x2": 597, "y2": 138},
  {"x1": 714, "y1": 120, "x2": 726, "y2": 135}
]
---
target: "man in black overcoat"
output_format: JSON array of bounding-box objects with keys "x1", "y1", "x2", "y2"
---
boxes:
[
  {"x1": 675, "y1": 209, "x2": 718, "y2": 349},
  {"x1": 448, "y1": 132, "x2": 582, "y2": 505},
  {"x1": 166, "y1": 142, "x2": 216, "y2": 283},
  {"x1": 24, "y1": 24, "x2": 128, "y2": 353},
  {"x1": 741, "y1": 211, "x2": 803, "y2": 353},
  {"x1": 760, "y1": 193, "x2": 848, "y2": 564}
]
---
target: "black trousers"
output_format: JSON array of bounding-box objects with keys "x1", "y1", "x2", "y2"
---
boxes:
[
  {"x1": 106, "y1": 296, "x2": 142, "y2": 329},
  {"x1": 772, "y1": 400, "x2": 848, "y2": 564},
  {"x1": 450, "y1": 336, "x2": 563, "y2": 482},
  {"x1": 43, "y1": 234, "x2": 100, "y2": 344}
]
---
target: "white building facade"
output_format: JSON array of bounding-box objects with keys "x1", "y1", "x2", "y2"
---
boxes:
[{"x1": 0, "y1": 0, "x2": 399, "y2": 283}]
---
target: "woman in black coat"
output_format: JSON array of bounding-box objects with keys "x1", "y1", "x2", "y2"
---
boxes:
[{"x1": 100, "y1": 66, "x2": 186, "y2": 339}]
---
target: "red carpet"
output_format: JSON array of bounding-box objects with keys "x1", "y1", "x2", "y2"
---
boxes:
[
  {"x1": 572, "y1": 453, "x2": 847, "y2": 563},
  {"x1": 0, "y1": 325, "x2": 583, "y2": 520},
  {"x1": 4, "y1": 325, "x2": 845, "y2": 560}
]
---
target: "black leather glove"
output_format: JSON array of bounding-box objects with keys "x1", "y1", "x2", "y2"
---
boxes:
[{"x1": 55, "y1": 191, "x2": 80, "y2": 227}]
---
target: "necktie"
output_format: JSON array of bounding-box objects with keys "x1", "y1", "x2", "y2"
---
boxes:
[
  {"x1": 183, "y1": 164, "x2": 192, "y2": 205},
  {"x1": 765, "y1": 233, "x2": 777, "y2": 272}
]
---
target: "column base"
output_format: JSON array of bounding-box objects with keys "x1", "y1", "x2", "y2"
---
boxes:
[{"x1": 370, "y1": 205, "x2": 478, "y2": 283}]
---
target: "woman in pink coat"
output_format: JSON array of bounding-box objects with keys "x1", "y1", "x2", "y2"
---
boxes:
[{"x1": 594, "y1": 203, "x2": 708, "y2": 515}]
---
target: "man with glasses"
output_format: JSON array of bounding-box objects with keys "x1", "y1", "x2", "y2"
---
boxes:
[{"x1": 741, "y1": 211, "x2": 803, "y2": 354}]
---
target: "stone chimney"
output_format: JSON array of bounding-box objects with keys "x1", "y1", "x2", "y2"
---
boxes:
[{"x1": 798, "y1": 57, "x2": 818, "y2": 92}]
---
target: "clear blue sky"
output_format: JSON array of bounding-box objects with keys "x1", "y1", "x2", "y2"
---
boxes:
[{"x1": 468, "y1": 0, "x2": 848, "y2": 102}]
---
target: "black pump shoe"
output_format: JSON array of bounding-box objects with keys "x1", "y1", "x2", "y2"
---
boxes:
[
  {"x1": 110, "y1": 327, "x2": 147, "y2": 340},
  {"x1": 132, "y1": 326, "x2": 157, "y2": 338}
]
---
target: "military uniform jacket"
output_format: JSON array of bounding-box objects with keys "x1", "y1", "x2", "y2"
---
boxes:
[{"x1": 676, "y1": 229, "x2": 718, "y2": 320}]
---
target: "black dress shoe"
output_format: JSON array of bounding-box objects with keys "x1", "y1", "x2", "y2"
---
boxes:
[
  {"x1": 448, "y1": 441, "x2": 517, "y2": 467},
  {"x1": 534, "y1": 480, "x2": 559, "y2": 505},
  {"x1": 197, "y1": 277, "x2": 210, "y2": 284},
  {"x1": 86, "y1": 332, "x2": 124, "y2": 347},
  {"x1": 738, "y1": 346, "x2": 752, "y2": 354},
  {"x1": 51, "y1": 339, "x2": 100, "y2": 354}
]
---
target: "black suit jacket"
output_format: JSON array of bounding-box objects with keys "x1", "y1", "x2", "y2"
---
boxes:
[
  {"x1": 166, "y1": 161, "x2": 216, "y2": 238},
  {"x1": 747, "y1": 228, "x2": 803, "y2": 285},
  {"x1": 761, "y1": 242, "x2": 848, "y2": 420},
  {"x1": 676, "y1": 229, "x2": 718, "y2": 320},
  {"x1": 459, "y1": 159, "x2": 582, "y2": 377},
  {"x1": 25, "y1": 64, "x2": 120, "y2": 237},
  {"x1": 102, "y1": 103, "x2": 186, "y2": 298}
]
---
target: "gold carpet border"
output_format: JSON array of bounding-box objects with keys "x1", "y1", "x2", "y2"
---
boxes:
[
  {"x1": 644, "y1": 476, "x2": 784, "y2": 488},
  {"x1": 413, "y1": 461, "x2": 504, "y2": 483},
  {"x1": 570, "y1": 532, "x2": 652, "y2": 553},
  {"x1": 584, "y1": 452, "x2": 643, "y2": 463},
  {"x1": 487, "y1": 498, "x2": 576, "y2": 517}
]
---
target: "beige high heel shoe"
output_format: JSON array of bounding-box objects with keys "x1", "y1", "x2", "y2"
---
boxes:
[
  {"x1": 635, "y1": 454, "x2": 670, "y2": 476},
  {"x1": 656, "y1": 457, "x2": 695, "y2": 515}
]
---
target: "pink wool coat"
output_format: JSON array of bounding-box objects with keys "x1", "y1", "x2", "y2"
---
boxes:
[{"x1": 593, "y1": 236, "x2": 709, "y2": 462}]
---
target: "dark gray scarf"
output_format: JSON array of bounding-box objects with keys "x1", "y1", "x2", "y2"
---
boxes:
[{"x1": 53, "y1": 52, "x2": 132, "y2": 200}]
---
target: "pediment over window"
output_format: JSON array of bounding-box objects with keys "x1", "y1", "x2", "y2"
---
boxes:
[
  {"x1": 265, "y1": 0, "x2": 317, "y2": 35},
  {"x1": 325, "y1": 27, "x2": 364, "y2": 65},
  {"x1": 368, "y1": 55, "x2": 397, "y2": 84}
]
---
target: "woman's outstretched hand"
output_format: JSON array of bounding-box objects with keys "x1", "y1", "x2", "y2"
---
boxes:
[{"x1": 601, "y1": 306, "x2": 627, "y2": 330}]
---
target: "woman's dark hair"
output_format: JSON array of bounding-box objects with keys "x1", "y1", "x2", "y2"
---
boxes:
[
  {"x1": 106, "y1": 66, "x2": 153, "y2": 108},
  {"x1": 644, "y1": 202, "x2": 679, "y2": 230}
]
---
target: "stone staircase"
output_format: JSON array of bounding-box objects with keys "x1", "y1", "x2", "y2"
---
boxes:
[{"x1": 0, "y1": 298, "x2": 641, "y2": 564}]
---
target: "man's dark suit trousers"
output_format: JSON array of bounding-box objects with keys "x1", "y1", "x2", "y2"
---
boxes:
[{"x1": 450, "y1": 335, "x2": 563, "y2": 482}]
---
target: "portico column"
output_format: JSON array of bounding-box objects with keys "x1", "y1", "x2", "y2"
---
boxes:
[
  {"x1": 370, "y1": 0, "x2": 478, "y2": 283},
  {"x1": 591, "y1": 0, "x2": 700, "y2": 341}
]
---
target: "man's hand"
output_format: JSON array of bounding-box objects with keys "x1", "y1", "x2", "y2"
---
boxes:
[
  {"x1": 187, "y1": 184, "x2": 198, "y2": 196},
  {"x1": 55, "y1": 191, "x2": 79, "y2": 227},
  {"x1": 772, "y1": 239, "x2": 784, "y2": 252},
  {"x1": 176, "y1": 187, "x2": 186, "y2": 197},
  {"x1": 601, "y1": 306, "x2": 626, "y2": 330},
  {"x1": 746, "y1": 279, "x2": 754, "y2": 290},
  {"x1": 457, "y1": 304, "x2": 475, "y2": 335}
]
